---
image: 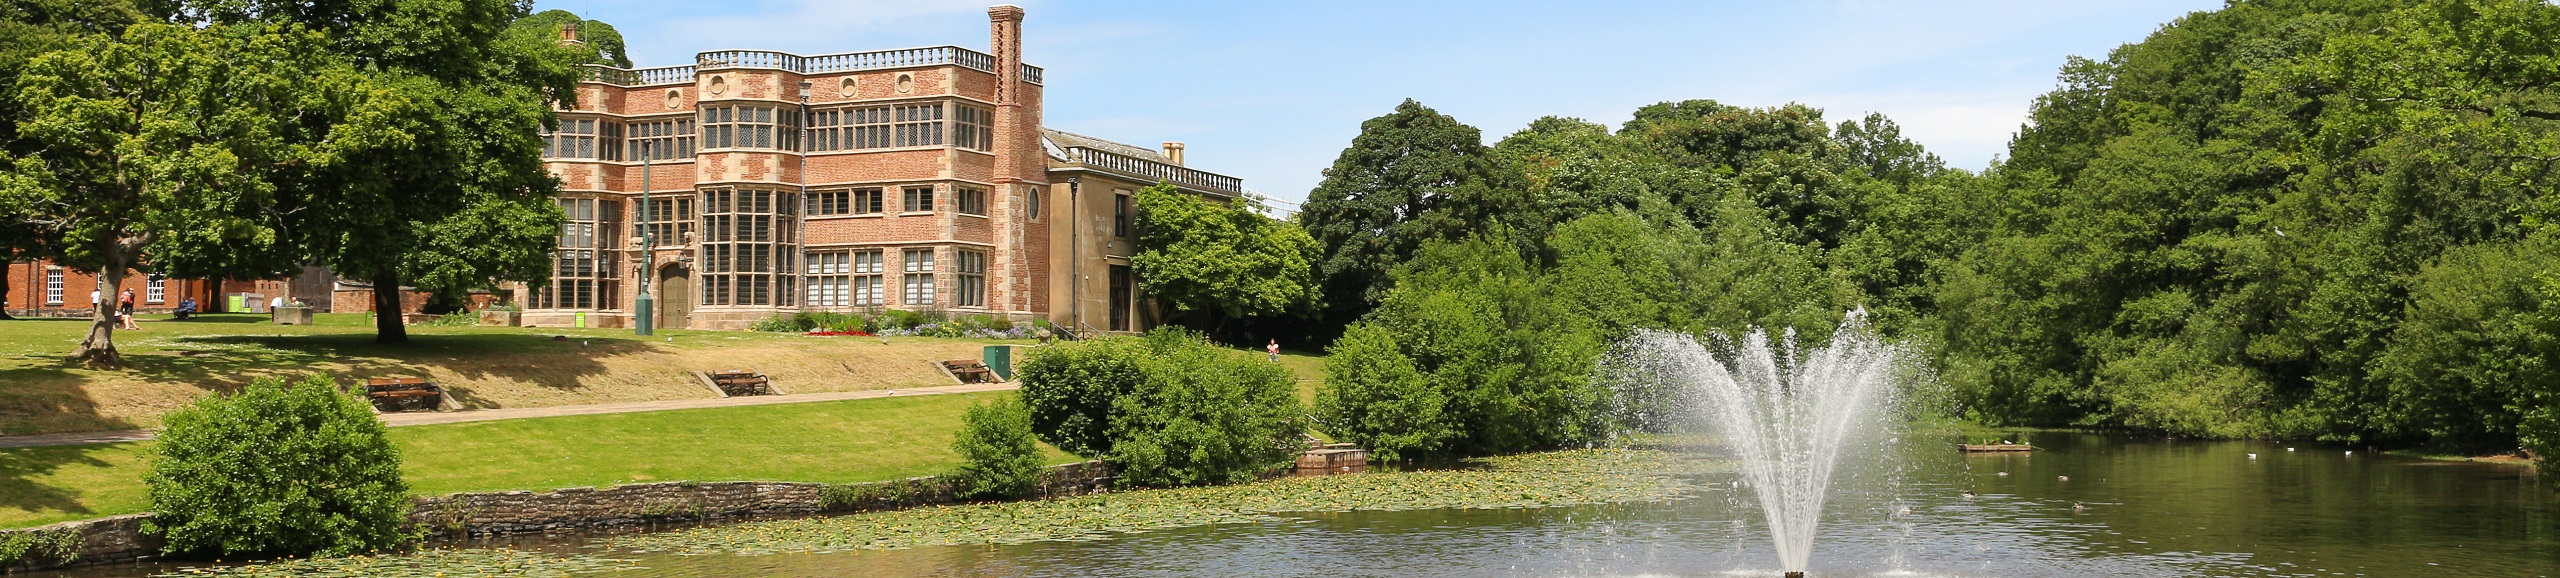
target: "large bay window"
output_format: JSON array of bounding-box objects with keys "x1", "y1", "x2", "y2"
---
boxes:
[
  {"x1": 537, "y1": 197, "x2": 622, "y2": 309},
  {"x1": 699, "y1": 188, "x2": 798, "y2": 307}
]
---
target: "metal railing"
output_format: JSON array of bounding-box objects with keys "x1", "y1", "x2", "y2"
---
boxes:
[{"x1": 1059, "y1": 147, "x2": 1243, "y2": 195}]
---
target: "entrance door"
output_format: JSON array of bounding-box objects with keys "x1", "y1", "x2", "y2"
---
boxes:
[
  {"x1": 657, "y1": 265, "x2": 691, "y2": 330},
  {"x1": 1107, "y1": 265, "x2": 1131, "y2": 332}
]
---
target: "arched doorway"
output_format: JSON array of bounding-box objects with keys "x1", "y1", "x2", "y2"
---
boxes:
[{"x1": 657, "y1": 264, "x2": 691, "y2": 330}]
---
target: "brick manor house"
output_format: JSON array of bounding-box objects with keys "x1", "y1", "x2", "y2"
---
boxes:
[
  {"x1": 524, "y1": 5, "x2": 1241, "y2": 331},
  {"x1": 4, "y1": 6, "x2": 1239, "y2": 331}
]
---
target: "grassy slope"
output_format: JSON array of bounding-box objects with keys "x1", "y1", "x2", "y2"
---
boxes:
[
  {"x1": 0, "y1": 391, "x2": 1072, "y2": 529},
  {"x1": 0, "y1": 313, "x2": 1024, "y2": 435}
]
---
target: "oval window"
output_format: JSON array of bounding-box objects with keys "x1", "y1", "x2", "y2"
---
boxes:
[
  {"x1": 706, "y1": 75, "x2": 728, "y2": 96},
  {"x1": 895, "y1": 73, "x2": 914, "y2": 94}
]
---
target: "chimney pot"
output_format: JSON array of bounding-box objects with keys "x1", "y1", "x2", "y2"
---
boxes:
[
  {"x1": 558, "y1": 21, "x2": 584, "y2": 46},
  {"x1": 1162, "y1": 142, "x2": 1185, "y2": 166}
]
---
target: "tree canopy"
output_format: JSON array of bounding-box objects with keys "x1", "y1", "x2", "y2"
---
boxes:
[
  {"x1": 1304, "y1": 0, "x2": 2560, "y2": 468},
  {"x1": 1130, "y1": 183, "x2": 1319, "y2": 339}
]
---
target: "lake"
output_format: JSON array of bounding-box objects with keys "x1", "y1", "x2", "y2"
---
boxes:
[{"x1": 43, "y1": 433, "x2": 2555, "y2": 577}]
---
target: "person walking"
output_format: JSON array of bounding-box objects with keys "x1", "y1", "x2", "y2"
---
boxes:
[
  {"x1": 1267, "y1": 339, "x2": 1281, "y2": 363},
  {"x1": 117, "y1": 289, "x2": 140, "y2": 330}
]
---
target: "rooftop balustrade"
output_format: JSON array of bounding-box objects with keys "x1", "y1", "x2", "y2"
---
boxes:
[
  {"x1": 1060, "y1": 147, "x2": 1242, "y2": 196},
  {"x1": 582, "y1": 46, "x2": 1044, "y2": 87}
]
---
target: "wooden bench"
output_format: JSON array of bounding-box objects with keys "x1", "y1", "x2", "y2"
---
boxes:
[
  {"x1": 359, "y1": 377, "x2": 444, "y2": 412},
  {"x1": 940, "y1": 360, "x2": 997, "y2": 384},
  {"x1": 705, "y1": 370, "x2": 775, "y2": 397}
]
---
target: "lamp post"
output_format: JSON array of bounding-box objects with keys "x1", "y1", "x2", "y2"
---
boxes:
[
  {"x1": 634, "y1": 143, "x2": 655, "y2": 336},
  {"x1": 799, "y1": 80, "x2": 812, "y2": 311}
]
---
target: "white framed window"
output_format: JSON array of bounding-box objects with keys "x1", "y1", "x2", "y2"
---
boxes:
[
  {"x1": 146, "y1": 276, "x2": 165, "y2": 303},
  {"x1": 954, "y1": 250, "x2": 986, "y2": 308},
  {"x1": 44, "y1": 269, "x2": 63, "y2": 304},
  {"x1": 901, "y1": 248, "x2": 936, "y2": 306},
  {"x1": 805, "y1": 251, "x2": 849, "y2": 307},
  {"x1": 810, "y1": 188, "x2": 885, "y2": 216},
  {"x1": 851, "y1": 250, "x2": 883, "y2": 306}
]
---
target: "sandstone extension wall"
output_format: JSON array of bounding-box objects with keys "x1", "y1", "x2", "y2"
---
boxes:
[{"x1": 0, "y1": 461, "x2": 1114, "y2": 574}]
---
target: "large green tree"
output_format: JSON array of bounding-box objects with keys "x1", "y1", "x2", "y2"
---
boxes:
[
  {"x1": 1298, "y1": 99, "x2": 1495, "y2": 333},
  {"x1": 0, "y1": 23, "x2": 346, "y2": 366},
  {"x1": 1130, "y1": 183, "x2": 1319, "y2": 339},
  {"x1": 172, "y1": 0, "x2": 576, "y2": 343},
  {"x1": 0, "y1": 0, "x2": 143, "y2": 319},
  {"x1": 1932, "y1": 0, "x2": 2560, "y2": 445}
]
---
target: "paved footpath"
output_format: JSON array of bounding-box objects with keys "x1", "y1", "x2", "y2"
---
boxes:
[{"x1": 0, "y1": 382, "x2": 1017, "y2": 449}]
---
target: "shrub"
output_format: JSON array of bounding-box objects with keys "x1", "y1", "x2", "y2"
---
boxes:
[
  {"x1": 1314, "y1": 236, "x2": 1616, "y2": 460},
  {"x1": 1314, "y1": 324, "x2": 1454, "y2": 461},
  {"x1": 1017, "y1": 328, "x2": 1305, "y2": 486},
  {"x1": 947, "y1": 397, "x2": 1048, "y2": 500},
  {"x1": 1108, "y1": 330, "x2": 1305, "y2": 486},
  {"x1": 145, "y1": 375, "x2": 412, "y2": 557},
  {"x1": 1016, "y1": 336, "x2": 1153, "y2": 456}
]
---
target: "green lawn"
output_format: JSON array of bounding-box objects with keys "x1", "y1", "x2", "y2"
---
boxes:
[{"x1": 0, "y1": 390, "x2": 1069, "y2": 529}]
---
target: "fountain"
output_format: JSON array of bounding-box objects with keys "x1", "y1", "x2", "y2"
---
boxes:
[{"x1": 1614, "y1": 311, "x2": 1903, "y2": 577}]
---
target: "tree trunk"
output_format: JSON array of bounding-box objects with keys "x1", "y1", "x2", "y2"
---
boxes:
[
  {"x1": 0, "y1": 263, "x2": 15, "y2": 320},
  {"x1": 68, "y1": 254, "x2": 123, "y2": 368},
  {"x1": 372, "y1": 272, "x2": 408, "y2": 344}
]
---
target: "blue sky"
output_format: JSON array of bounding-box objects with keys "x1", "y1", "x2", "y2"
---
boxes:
[{"x1": 534, "y1": 0, "x2": 2224, "y2": 206}]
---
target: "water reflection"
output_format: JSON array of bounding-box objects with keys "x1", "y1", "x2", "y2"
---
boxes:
[
  {"x1": 603, "y1": 434, "x2": 2550, "y2": 578},
  {"x1": 38, "y1": 434, "x2": 2555, "y2": 578}
]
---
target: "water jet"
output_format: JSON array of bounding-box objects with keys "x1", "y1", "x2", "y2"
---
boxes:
[{"x1": 1614, "y1": 310, "x2": 1903, "y2": 576}]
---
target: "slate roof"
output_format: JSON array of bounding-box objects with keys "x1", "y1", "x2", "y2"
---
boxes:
[{"x1": 1039, "y1": 128, "x2": 1169, "y2": 163}]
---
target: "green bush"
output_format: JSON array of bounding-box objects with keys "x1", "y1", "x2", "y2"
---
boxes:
[
  {"x1": 1017, "y1": 328, "x2": 1304, "y2": 486},
  {"x1": 947, "y1": 397, "x2": 1048, "y2": 500},
  {"x1": 1017, "y1": 336, "x2": 1153, "y2": 456},
  {"x1": 1315, "y1": 236, "x2": 1615, "y2": 460},
  {"x1": 145, "y1": 375, "x2": 412, "y2": 557},
  {"x1": 1314, "y1": 324, "x2": 1453, "y2": 460}
]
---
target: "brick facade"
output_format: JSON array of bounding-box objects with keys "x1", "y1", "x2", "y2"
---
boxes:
[{"x1": 525, "y1": 5, "x2": 1247, "y2": 333}]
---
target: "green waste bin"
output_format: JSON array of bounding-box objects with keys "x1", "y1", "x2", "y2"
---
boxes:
[
  {"x1": 983, "y1": 345, "x2": 1013, "y2": 382},
  {"x1": 574, "y1": 312, "x2": 588, "y2": 328}
]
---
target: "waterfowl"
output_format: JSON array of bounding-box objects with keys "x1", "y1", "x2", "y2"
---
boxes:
[
  {"x1": 1997, "y1": 471, "x2": 2010, "y2": 476},
  {"x1": 2248, "y1": 453, "x2": 2258, "y2": 459},
  {"x1": 2057, "y1": 475, "x2": 2070, "y2": 482},
  {"x1": 2073, "y1": 502, "x2": 2087, "y2": 512},
  {"x1": 1962, "y1": 490, "x2": 1977, "y2": 499}
]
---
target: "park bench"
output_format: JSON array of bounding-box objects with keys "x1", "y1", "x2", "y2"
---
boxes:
[
  {"x1": 359, "y1": 377, "x2": 445, "y2": 413},
  {"x1": 703, "y1": 370, "x2": 775, "y2": 397},
  {"x1": 939, "y1": 359, "x2": 998, "y2": 384}
]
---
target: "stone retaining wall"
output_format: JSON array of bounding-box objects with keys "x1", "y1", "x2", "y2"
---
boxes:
[{"x1": 2, "y1": 461, "x2": 1115, "y2": 574}]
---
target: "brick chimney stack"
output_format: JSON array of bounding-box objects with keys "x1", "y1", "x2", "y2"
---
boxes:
[
  {"x1": 558, "y1": 21, "x2": 583, "y2": 46},
  {"x1": 1162, "y1": 142, "x2": 1185, "y2": 166}
]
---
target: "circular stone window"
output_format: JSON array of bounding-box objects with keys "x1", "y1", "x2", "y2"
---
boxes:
[
  {"x1": 838, "y1": 76, "x2": 858, "y2": 97},
  {"x1": 706, "y1": 75, "x2": 728, "y2": 96},
  {"x1": 664, "y1": 88, "x2": 683, "y2": 109},
  {"x1": 895, "y1": 73, "x2": 914, "y2": 94}
]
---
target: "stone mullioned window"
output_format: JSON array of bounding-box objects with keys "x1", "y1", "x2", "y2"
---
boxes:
[{"x1": 699, "y1": 188, "x2": 798, "y2": 307}]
